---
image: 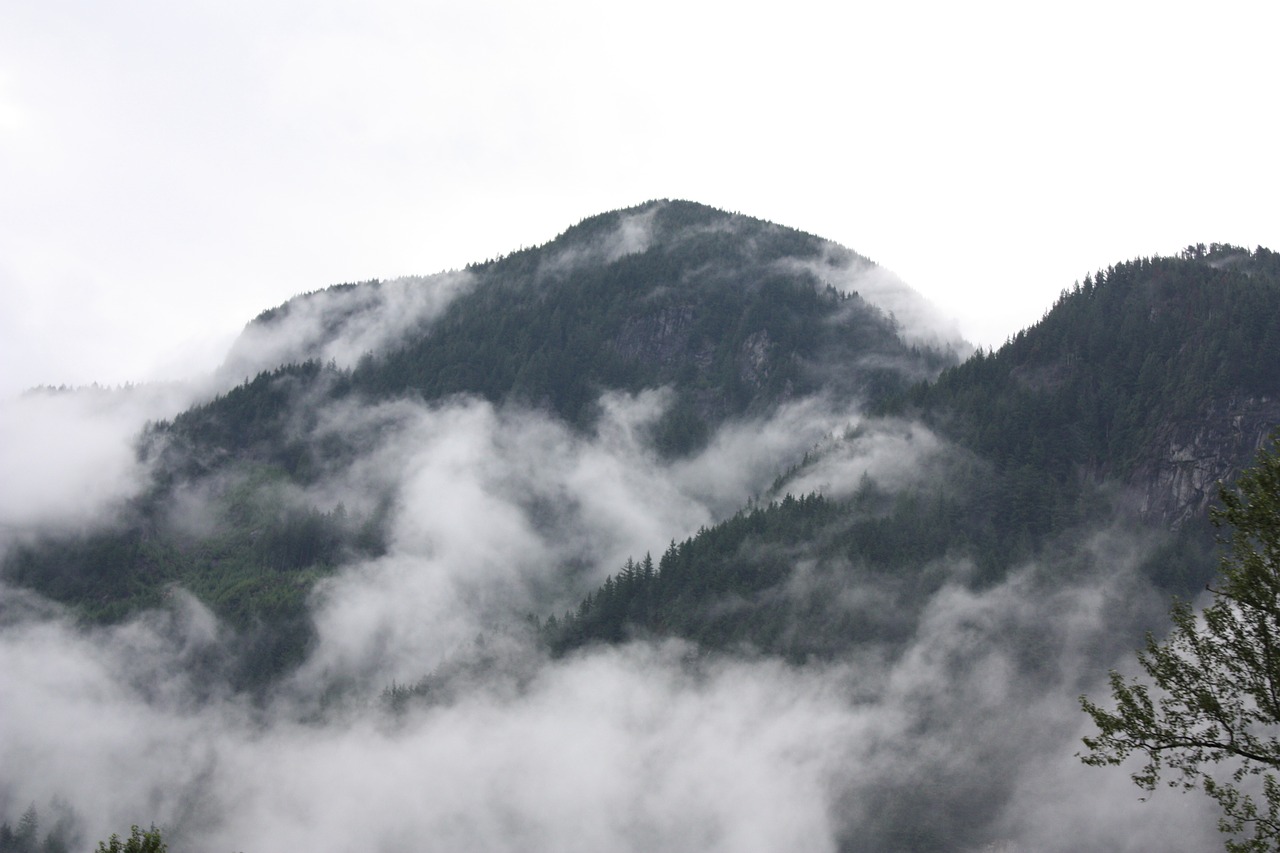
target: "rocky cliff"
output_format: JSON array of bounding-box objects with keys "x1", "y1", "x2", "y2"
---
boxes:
[{"x1": 1136, "y1": 394, "x2": 1280, "y2": 527}]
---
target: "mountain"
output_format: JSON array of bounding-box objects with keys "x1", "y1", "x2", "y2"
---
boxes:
[
  {"x1": 3, "y1": 204, "x2": 1278, "y2": 853},
  {"x1": 3, "y1": 200, "x2": 961, "y2": 685},
  {"x1": 152, "y1": 200, "x2": 960, "y2": 485},
  {"x1": 909, "y1": 243, "x2": 1280, "y2": 527},
  {"x1": 548, "y1": 243, "x2": 1280, "y2": 658}
]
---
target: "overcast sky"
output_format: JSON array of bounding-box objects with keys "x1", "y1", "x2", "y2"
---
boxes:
[{"x1": 2, "y1": 0, "x2": 1277, "y2": 398}]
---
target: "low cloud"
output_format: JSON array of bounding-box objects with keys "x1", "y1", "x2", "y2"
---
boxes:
[
  {"x1": 670, "y1": 395, "x2": 858, "y2": 513},
  {"x1": 776, "y1": 417, "x2": 955, "y2": 500},
  {"x1": 777, "y1": 245, "x2": 971, "y2": 353},
  {"x1": 218, "y1": 271, "x2": 476, "y2": 381},
  {"x1": 286, "y1": 389, "x2": 858, "y2": 693},
  {"x1": 0, "y1": 383, "x2": 200, "y2": 543},
  {"x1": 0, "y1": 357, "x2": 1229, "y2": 852},
  {"x1": 535, "y1": 206, "x2": 661, "y2": 280},
  {"x1": 0, "y1": 520, "x2": 1225, "y2": 853},
  {"x1": 1, "y1": 596, "x2": 855, "y2": 852}
]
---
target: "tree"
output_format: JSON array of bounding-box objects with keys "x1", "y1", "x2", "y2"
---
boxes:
[
  {"x1": 1081, "y1": 436, "x2": 1280, "y2": 852},
  {"x1": 96, "y1": 826, "x2": 166, "y2": 853},
  {"x1": 15, "y1": 807, "x2": 37, "y2": 853}
]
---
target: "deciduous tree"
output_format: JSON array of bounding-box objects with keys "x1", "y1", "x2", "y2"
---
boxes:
[
  {"x1": 1082, "y1": 437, "x2": 1280, "y2": 851},
  {"x1": 96, "y1": 825, "x2": 165, "y2": 853}
]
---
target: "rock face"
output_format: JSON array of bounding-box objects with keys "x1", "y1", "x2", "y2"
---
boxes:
[
  {"x1": 1135, "y1": 395, "x2": 1280, "y2": 527},
  {"x1": 736, "y1": 329, "x2": 775, "y2": 389},
  {"x1": 614, "y1": 304, "x2": 700, "y2": 367},
  {"x1": 614, "y1": 312, "x2": 780, "y2": 391}
]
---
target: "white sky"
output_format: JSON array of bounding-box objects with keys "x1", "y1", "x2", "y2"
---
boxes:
[{"x1": 1, "y1": 0, "x2": 1277, "y2": 398}]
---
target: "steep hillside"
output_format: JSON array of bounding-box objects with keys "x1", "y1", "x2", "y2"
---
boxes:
[
  {"x1": 549, "y1": 245, "x2": 1280, "y2": 657},
  {"x1": 5, "y1": 208, "x2": 1278, "y2": 853},
  {"x1": 2, "y1": 201, "x2": 957, "y2": 685},
  {"x1": 910, "y1": 244, "x2": 1280, "y2": 526},
  {"x1": 192, "y1": 200, "x2": 956, "y2": 463}
]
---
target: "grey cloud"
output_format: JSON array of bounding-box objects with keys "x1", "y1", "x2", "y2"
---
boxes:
[
  {"x1": 535, "y1": 206, "x2": 661, "y2": 281},
  {"x1": 0, "y1": 344, "x2": 1229, "y2": 852},
  {"x1": 1, "y1": 588, "x2": 854, "y2": 853},
  {"x1": 287, "y1": 389, "x2": 846, "y2": 693},
  {"x1": 218, "y1": 270, "x2": 476, "y2": 381},
  {"x1": 669, "y1": 396, "x2": 857, "y2": 514},
  {"x1": 0, "y1": 592, "x2": 238, "y2": 847},
  {"x1": 0, "y1": 518, "x2": 1222, "y2": 853},
  {"x1": 815, "y1": 530, "x2": 1221, "y2": 852},
  {"x1": 776, "y1": 245, "x2": 972, "y2": 352},
  {"x1": 0, "y1": 383, "x2": 202, "y2": 544},
  {"x1": 229, "y1": 645, "x2": 853, "y2": 853},
  {"x1": 777, "y1": 417, "x2": 954, "y2": 500}
]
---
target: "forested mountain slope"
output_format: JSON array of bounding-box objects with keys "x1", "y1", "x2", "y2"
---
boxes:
[
  {"x1": 910, "y1": 243, "x2": 1280, "y2": 526},
  {"x1": 549, "y1": 244, "x2": 1280, "y2": 657},
  {"x1": 160, "y1": 200, "x2": 956, "y2": 476},
  {"x1": 2, "y1": 200, "x2": 958, "y2": 685},
  {"x1": 5, "y1": 204, "x2": 1278, "y2": 853}
]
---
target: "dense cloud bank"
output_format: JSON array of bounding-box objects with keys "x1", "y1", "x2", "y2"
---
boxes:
[
  {"x1": 195, "y1": 388, "x2": 877, "y2": 695},
  {"x1": 775, "y1": 246, "x2": 970, "y2": 353},
  {"x1": 0, "y1": 232, "x2": 1222, "y2": 850},
  {"x1": 218, "y1": 271, "x2": 477, "y2": 382},
  {"x1": 0, "y1": 377, "x2": 1225, "y2": 852},
  {"x1": 0, "y1": 538, "x2": 1222, "y2": 852},
  {"x1": 0, "y1": 383, "x2": 202, "y2": 539}
]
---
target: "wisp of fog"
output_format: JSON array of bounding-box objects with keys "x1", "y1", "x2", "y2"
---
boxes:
[{"x1": 0, "y1": 222, "x2": 1221, "y2": 852}]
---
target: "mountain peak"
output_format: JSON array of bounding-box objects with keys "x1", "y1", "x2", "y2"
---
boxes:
[{"x1": 220, "y1": 201, "x2": 963, "y2": 398}]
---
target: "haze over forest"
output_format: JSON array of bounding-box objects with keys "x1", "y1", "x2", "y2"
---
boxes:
[{"x1": 3, "y1": 200, "x2": 1279, "y2": 852}]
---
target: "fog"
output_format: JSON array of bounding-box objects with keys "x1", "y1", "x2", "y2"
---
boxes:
[
  {"x1": 775, "y1": 246, "x2": 971, "y2": 353},
  {"x1": 0, "y1": 262, "x2": 1224, "y2": 851},
  {"x1": 218, "y1": 271, "x2": 478, "y2": 382},
  {"x1": 535, "y1": 206, "x2": 661, "y2": 280},
  {"x1": 0, "y1": 520, "x2": 1223, "y2": 852},
  {"x1": 0, "y1": 383, "x2": 202, "y2": 540},
  {"x1": 234, "y1": 388, "x2": 871, "y2": 695}
]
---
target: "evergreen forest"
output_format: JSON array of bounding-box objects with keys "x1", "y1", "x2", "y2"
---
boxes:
[{"x1": 3, "y1": 202, "x2": 1278, "y2": 852}]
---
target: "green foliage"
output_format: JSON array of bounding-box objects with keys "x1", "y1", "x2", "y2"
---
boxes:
[
  {"x1": 546, "y1": 482, "x2": 1025, "y2": 658},
  {"x1": 154, "y1": 360, "x2": 336, "y2": 482},
  {"x1": 3, "y1": 199, "x2": 947, "y2": 682},
  {"x1": 1081, "y1": 437, "x2": 1280, "y2": 852},
  {"x1": 545, "y1": 494, "x2": 845, "y2": 654},
  {"x1": 9, "y1": 206, "x2": 1272, "y2": 706},
  {"x1": 347, "y1": 200, "x2": 934, "y2": 436},
  {"x1": 546, "y1": 403, "x2": 1218, "y2": 660},
  {"x1": 900, "y1": 247, "x2": 1280, "y2": 533},
  {"x1": 2, "y1": 462, "x2": 384, "y2": 687},
  {"x1": 95, "y1": 826, "x2": 165, "y2": 853}
]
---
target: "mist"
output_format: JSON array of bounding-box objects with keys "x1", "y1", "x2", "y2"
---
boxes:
[
  {"x1": 776, "y1": 246, "x2": 972, "y2": 353},
  {"x1": 0, "y1": 382, "x2": 206, "y2": 542},
  {"x1": 0, "y1": 513, "x2": 1223, "y2": 852},
  {"x1": 218, "y1": 271, "x2": 477, "y2": 382},
  {"x1": 0, "y1": 375, "x2": 1222, "y2": 852},
  {"x1": 0, "y1": 234, "x2": 1225, "y2": 852},
  {"x1": 266, "y1": 387, "x2": 874, "y2": 695}
]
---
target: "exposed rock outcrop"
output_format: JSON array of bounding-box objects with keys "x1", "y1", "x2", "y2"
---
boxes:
[
  {"x1": 1134, "y1": 395, "x2": 1280, "y2": 527},
  {"x1": 614, "y1": 304, "x2": 697, "y2": 366}
]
